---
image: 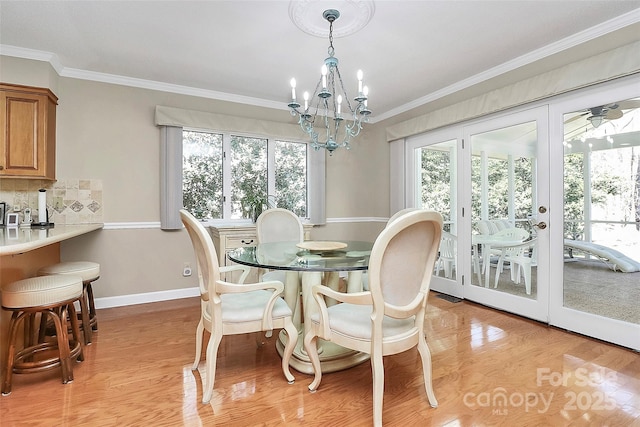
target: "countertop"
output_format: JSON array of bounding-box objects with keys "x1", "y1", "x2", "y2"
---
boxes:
[{"x1": 0, "y1": 223, "x2": 104, "y2": 256}]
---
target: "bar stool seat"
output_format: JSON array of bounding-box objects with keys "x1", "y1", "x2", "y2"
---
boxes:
[
  {"x1": 2, "y1": 275, "x2": 85, "y2": 396},
  {"x1": 38, "y1": 261, "x2": 100, "y2": 345}
]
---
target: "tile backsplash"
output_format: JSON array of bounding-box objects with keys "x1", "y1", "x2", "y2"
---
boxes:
[{"x1": 0, "y1": 179, "x2": 103, "y2": 224}]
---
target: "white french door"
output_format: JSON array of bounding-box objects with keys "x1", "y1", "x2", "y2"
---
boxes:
[
  {"x1": 404, "y1": 76, "x2": 640, "y2": 350},
  {"x1": 549, "y1": 77, "x2": 640, "y2": 350},
  {"x1": 460, "y1": 106, "x2": 550, "y2": 321},
  {"x1": 406, "y1": 106, "x2": 550, "y2": 321}
]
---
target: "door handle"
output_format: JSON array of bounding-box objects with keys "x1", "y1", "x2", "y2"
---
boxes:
[{"x1": 532, "y1": 222, "x2": 547, "y2": 230}]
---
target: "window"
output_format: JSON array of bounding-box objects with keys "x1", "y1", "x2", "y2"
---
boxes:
[{"x1": 182, "y1": 130, "x2": 308, "y2": 220}]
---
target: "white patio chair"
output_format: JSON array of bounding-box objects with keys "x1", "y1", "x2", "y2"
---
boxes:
[
  {"x1": 435, "y1": 231, "x2": 456, "y2": 279},
  {"x1": 494, "y1": 238, "x2": 537, "y2": 295}
]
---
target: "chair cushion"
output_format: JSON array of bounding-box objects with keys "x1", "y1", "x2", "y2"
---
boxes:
[
  {"x1": 310, "y1": 303, "x2": 416, "y2": 340},
  {"x1": 218, "y1": 290, "x2": 292, "y2": 323},
  {"x1": 39, "y1": 261, "x2": 100, "y2": 282},
  {"x1": 2, "y1": 275, "x2": 83, "y2": 309}
]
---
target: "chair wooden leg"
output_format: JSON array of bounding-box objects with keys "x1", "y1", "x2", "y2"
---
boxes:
[
  {"x1": 38, "y1": 311, "x2": 49, "y2": 344},
  {"x1": 202, "y1": 332, "x2": 221, "y2": 404},
  {"x1": 52, "y1": 306, "x2": 73, "y2": 384},
  {"x1": 67, "y1": 303, "x2": 85, "y2": 363},
  {"x1": 1, "y1": 311, "x2": 23, "y2": 395},
  {"x1": 87, "y1": 282, "x2": 98, "y2": 331},
  {"x1": 371, "y1": 346, "x2": 385, "y2": 427},
  {"x1": 192, "y1": 319, "x2": 204, "y2": 370},
  {"x1": 417, "y1": 334, "x2": 438, "y2": 408},
  {"x1": 79, "y1": 285, "x2": 92, "y2": 344},
  {"x1": 304, "y1": 331, "x2": 322, "y2": 391},
  {"x1": 281, "y1": 318, "x2": 298, "y2": 384}
]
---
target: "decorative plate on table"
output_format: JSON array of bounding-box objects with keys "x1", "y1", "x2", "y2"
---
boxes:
[{"x1": 296, "y1": 241, "x2": 348, "y2": 252}]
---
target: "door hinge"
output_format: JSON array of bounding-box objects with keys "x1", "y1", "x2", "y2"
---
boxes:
[
  {"x1": 462, "y1": 275, "x2": 464, "y2": 286},
  {"x1": 462, "y1": 138, "x2": 465, "y2": 149}
]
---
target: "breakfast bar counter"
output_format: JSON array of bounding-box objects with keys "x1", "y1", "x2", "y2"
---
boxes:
[
  {"x1": 0, "y1": 223, "x2": 104, "y2": 256},
  {"x1": 1, "y1": 223, "x2": 104, "y2": 382}
]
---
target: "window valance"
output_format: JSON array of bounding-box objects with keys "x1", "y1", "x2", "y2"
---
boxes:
[
  {"x1": 155, "y1": 105, "x2": 304, "y2": 141},
  {"x1": 386, "y1": 40, "x2": 640, "y2": 142}
]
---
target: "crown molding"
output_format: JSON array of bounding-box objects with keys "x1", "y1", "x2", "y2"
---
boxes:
[
  {"x1": 0, "y1": 44, "x2": 287, "y2": 112},
  {"x1": 1, "y1": 9, "x2": 638, "y2": 123},
  {"x1": 375, "y1": 9, "x2": 640, "y2": 122}
]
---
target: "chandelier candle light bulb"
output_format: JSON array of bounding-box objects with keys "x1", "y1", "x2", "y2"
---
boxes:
[
  {"x1": 321, "y1": 65, "x2": 328, "y2": 90},
  {"x1": 287, "y1": 8, "x2": 371, "y2": 154},
  {"x1": 290, "y1": 78, "x2": 296, "y2": 101}
]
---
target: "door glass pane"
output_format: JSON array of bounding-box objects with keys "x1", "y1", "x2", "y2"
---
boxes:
[
  {"x1": 416, "y1": 140, "x2": 457, "y2": 280},
  {"x1": 470, "y1": 121, "x2": 537, "y2": 299},
  {"x1": 230, "y1": 135, "x2": 267, "y2": 219},
  {"x1": 562, "y1": 98, "x2": 640, "y2": 324}
]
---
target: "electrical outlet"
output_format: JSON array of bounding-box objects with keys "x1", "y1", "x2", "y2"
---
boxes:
[{"x1": 183, "y1": 263, "x2": 192, "y2": 277}]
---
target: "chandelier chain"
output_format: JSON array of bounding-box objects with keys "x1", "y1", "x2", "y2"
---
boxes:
[{"x1": 327, "y1": 20, "x2": 335, "y2": 57}]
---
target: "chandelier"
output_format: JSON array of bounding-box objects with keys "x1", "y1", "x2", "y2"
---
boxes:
[{"x1": 287, "y1": 9, "x2": 371, "y2": 154}]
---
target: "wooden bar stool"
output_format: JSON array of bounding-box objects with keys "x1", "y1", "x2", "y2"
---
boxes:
[
  {"x1": 39, "y1": 261, "x2": 100, "y2": 345},
  {"x1": 1, "y1": 275, "x2": 85, "y2": 396}
]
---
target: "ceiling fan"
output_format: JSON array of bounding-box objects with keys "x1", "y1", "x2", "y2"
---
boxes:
[{"x1": 565, "y1": 99, "x2": 640, "y2": 128}]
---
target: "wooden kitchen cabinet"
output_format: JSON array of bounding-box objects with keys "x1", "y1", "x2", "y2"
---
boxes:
[{"x1": 0, "y1": 83, "x2": 58, "y2": 179}]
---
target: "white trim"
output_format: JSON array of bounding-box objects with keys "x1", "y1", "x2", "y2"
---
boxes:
[
  {"x1": 101, "y1": 217, "x2": 385, "y2": 230},
  {"x1": 326, "y1": 217, "x2": 387, "y2": 223},
  {"x1": 103, "y1": 222, "x2": 162, "y2": 230},
  {"x1": 94, "y1": 287, "x2": 200, "y2": 309}
]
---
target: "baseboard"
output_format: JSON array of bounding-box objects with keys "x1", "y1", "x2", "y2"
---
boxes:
[{"x1": 94, "y1": 287, "x2": 200, "y2": 309}]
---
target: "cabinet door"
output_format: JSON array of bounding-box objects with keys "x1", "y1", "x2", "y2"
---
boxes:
[{"x1": 0, "y1": 85, "x2": 56, "y2": 179}]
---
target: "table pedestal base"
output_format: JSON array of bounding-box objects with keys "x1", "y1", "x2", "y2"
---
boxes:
[{"x1": 275, "y1": 330, "x2": 370, "y2": 375}]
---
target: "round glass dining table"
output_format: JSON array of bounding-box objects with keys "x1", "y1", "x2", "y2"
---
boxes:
[{"x1": 228, "y1": 240, "x2": 373, "y2": 374}]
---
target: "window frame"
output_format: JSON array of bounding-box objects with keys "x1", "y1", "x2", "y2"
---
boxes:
[
  {"x1": 165, "y1": 126, "x2": 324, "y2": 227},
  {"x1": 157, "y1": 106, "x2": 326, "y2": 229}
]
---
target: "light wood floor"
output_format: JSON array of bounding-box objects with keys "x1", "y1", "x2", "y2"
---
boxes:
[{"x1": 1, "y1": 293, "x2": 638, "y2": 426}]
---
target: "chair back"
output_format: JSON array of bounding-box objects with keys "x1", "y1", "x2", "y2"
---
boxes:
[
  {"x1": 256, "y1": 208, "x2": 304, "y2": 243},
  {"x1": 180, "y1": 209, "x2": 221, "y2": 299},
  {"x1": 368, "y1": 210, "x2": 443, "y2": 319},
  {"x1": 504, "y1": 238, "x2": 537, "y2": 258},
  {"x1": 387, "y1": 208, "x2": 418, "y2": 226},
  {"x1": 440, "y1": 231, "x2": 456, "y2": 259},
  {"x1": 492, "y1": 227, "x2": 530, "y2": 241}
]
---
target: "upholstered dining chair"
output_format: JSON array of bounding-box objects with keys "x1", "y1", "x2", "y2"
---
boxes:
[
  {"x1": 256, "y1": 208, "x2": 304, "y2": 282},
  {"x1": 303, "y1": 209, "x2": 443, "y2": 427},
  {"x1": 362, "y1": 207, "x2": 418, "y2": 291},
  {"x1": 180, "y1": 209, "x2": 298, "y2": 404},
  {"x1": 387, "y1": 207, "x2": 418, "y2": 225}
]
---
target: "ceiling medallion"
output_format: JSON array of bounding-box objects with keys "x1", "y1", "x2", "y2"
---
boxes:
[{"x1": 289, "y1": 0, "x2": 375, "y2": 38}]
